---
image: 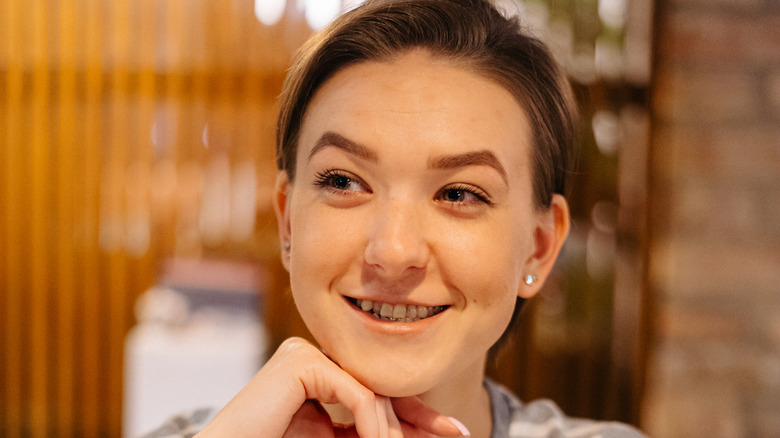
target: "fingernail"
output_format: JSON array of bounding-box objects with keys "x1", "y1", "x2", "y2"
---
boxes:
[{"x1": 448, "y1": 417, "x2": 471, "y2": 436}]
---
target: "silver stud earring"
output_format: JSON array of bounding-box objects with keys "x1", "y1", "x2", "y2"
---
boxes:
[
  {"x1": 282, "y1": 241, "x2": 291, "y2": 256},
  {"x1": 524, "y1": 274, "x2": 538, "y2": 286}
]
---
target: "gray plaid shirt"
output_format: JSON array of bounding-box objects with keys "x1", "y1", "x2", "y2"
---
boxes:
[{"x1": 484, "y1": 379, "x2": 646, "y2": 438}]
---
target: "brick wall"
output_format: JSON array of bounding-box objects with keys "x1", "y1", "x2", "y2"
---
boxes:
[{"x1": 643, "y1": 0, "x2": 780, "y2": 436}]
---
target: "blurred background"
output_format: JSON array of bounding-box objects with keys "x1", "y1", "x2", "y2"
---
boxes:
[{"x1": 0, "y1": 0, "x2": 778, "y2": 437}]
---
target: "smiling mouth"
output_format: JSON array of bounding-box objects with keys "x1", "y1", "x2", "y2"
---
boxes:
[{"x1": 347, "y1": 297, "x2": 447, "y2": 323}]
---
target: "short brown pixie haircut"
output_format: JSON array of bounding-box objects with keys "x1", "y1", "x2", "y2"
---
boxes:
[{"x1": 275, "y1": 0, "x2": 578, "y2": 351}]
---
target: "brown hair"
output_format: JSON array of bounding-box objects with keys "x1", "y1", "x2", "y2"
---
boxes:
[
  {"x1": 276, "y1": 0, "x2": 578, "y2": 350},
  {"x1": 277, "y1": 0, "x2": 578, "y2": 209}
]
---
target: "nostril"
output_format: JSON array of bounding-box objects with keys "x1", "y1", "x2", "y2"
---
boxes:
[
  {"x1": 363, "y1": 203, "x2": 430, "y2": 275},
  {"x1": 364, "y1": 234, "x2": 429, "y2": 274}
]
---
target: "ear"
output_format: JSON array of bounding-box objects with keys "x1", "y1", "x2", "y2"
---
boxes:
[
  {"x1": 518, "y1": 194, "x2": 570, "y2": 299},
  {"x1": 273, "y1": 171, "x2": 293, "y2": 272}
]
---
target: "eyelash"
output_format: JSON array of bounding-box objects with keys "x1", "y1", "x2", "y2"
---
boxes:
[
  {"x1": 313, "y1": 169, "x2": 369, "y2": 194},
  {"x1": 436, "y1": 184, "x2": 493, "y2": 206},
  {"x1": 313, "y1": 169, "x2": 493, "y2": 207}
]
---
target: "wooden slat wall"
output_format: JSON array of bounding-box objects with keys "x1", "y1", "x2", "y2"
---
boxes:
[
  {"x1": 2, "y1": 2, "x2": 26, "y2": 435},
  {"x1": 0, "y1": 1, "x2": 294, "y2": 436},
  {"x1": 57, "y1": 1, "x2": 77, "y2": 434}
]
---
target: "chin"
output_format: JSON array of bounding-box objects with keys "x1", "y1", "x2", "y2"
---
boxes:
[
  {"x1": 336, "y1": 353, "x2": 445, "y2": 397},
  {"x1": 351, "y1": 368, "x2": 433, "y2": 397}
]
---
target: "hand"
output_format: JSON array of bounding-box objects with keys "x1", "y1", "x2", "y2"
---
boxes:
[
  {"x1": 282, "y1": 395, "x2": 468, "y2": 437},
  {"x1": 196, "y1": 337, "x2": 468, "y2": 438}
]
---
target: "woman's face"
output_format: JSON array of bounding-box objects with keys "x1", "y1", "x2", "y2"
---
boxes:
[{"x1": 275, "y1": 51, "x2": 568, "y2": 397}]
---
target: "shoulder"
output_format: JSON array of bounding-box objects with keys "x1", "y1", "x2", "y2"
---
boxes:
[
  {"x1": 139, "y1": 407, "x2": 218, "y2": 438},
  {"x1": 485, "y1": 379, "x2": 647, "y2": 438}
]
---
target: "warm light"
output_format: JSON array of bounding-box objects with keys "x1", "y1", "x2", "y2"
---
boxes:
[
  {"x1": 342, "y1": 0, "x2": 365, "y2": 12},
  {"x1": 492, "y1": 0, "x2": 523, "y2": 19},
  {"x1": 304, "y1": 0, "x2": 341, "y2": 30},
  {"x1": 592, "y1": 110, "x2": 620, "y2": 155},
  {"x1": 255, "y1": 0, "x2": 286, "y2": 26},
  {"x1": 599, "y1": 0, "x2": 626, "y2": 29}
]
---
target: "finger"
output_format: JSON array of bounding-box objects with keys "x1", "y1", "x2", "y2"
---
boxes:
[
  {"x1": 275, "y1": 338, "x2": 384, "y2": 438},
  {"x1": 334, "y1": 422, "x2": 436, "y2": 438},
  {"x1": 301, "y1": 366, "x2": 384, "y2": 438},
  {"x1": 392, "y1": 397, "x2": 470, "y2": 437},
  {"x1": 380, "y1": 396, "x2": 405, "y2": 438},
  {"x1": 204, "y1": 337, "x2": 383, "y2": 438},
  {"x1": 385, "y1": 398, "x2": 438, "y2": 438},
  {"x1": 331, "y1": 397, "x2": 391, "y2": 438}
]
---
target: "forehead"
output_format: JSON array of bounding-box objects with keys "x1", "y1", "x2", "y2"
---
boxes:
[{"x1": 299, "y1": 51, "x2": 532, "y2": 166}]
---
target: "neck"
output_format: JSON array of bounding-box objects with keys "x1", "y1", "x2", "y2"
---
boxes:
[{"x1": 417, "y1": 357, "x2": 491, "y2": 438}]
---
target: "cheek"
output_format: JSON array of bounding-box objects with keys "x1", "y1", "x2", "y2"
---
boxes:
[
  {"x1": 442, "y1": 237, "x2": 518, "y2": 347},
  {"x1": 436, "y1": 217, "x2": 532, "y2": 297},
  {"x1": 288, "y1": 202, "x2": 365, "y2": 283}
]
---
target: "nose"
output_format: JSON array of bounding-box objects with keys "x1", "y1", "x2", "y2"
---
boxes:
[{"x1": 364, "y1": 199, "x2": 430, "y2": 277}]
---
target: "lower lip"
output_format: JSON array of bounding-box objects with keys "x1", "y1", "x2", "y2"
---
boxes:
[{"x1": 343, "y1": 297, "x2": 446, "y2": 334}]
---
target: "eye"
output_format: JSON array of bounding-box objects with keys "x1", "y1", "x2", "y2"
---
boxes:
[
  {"x1": 436, "y1": 184, "x2": 492, "y2": 206},
  {"x1": 313, "y1": 169, "x2": 369, "y2": 193},
  {"x1": 441, "y1": 188, "x2": 472, "y2": 203}
]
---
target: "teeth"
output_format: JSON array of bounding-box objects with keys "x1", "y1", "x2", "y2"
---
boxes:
[
  {"x1": 353, "y1": 299, "x2": 444, "y2": 322},
  {"x1": 380, "y1": 303, "x2": 394, "y2": 318}
]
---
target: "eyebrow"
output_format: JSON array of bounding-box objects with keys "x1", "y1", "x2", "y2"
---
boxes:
[
  {"x1": 307, "y1": 132, "x2": 378, "y2": 163},
  {"x1": 428, "y1": 150, "x2": 508, "y2": 184},
  {"x1": 308, "y1": 131, "x2": 508, "y2": 184}
]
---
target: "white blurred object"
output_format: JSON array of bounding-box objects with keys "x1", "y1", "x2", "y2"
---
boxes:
[
  {"x1": 304, "y1": 0, "x2": 341, "y2": 30},
  {"x1": 134, "y1": 285, "x2": 191, "y2": 326},
  {"x1": 124, "y1": 259, "x2": 267, "y2": 438},
  {"x1": 255, "y1": 0, "x2": 286, "y2": 26}
]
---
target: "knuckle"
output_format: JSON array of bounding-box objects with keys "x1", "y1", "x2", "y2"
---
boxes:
[
  {"x1": 355, "y1": 387, "x2": 376, "y2": 406},
  {"x1": 278, "y1": 337, "x2": 313, "y2": 355}
]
